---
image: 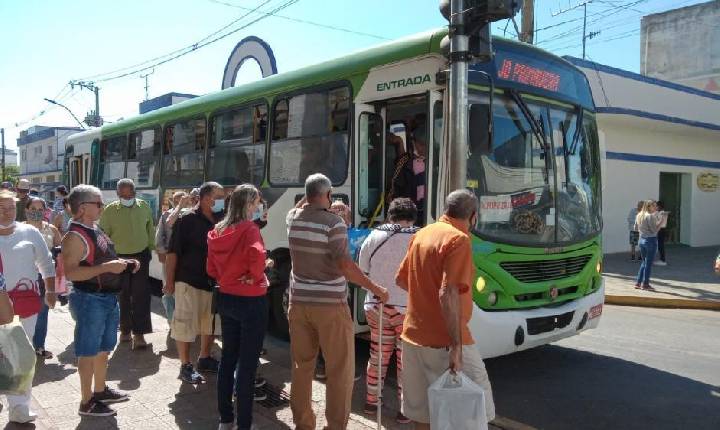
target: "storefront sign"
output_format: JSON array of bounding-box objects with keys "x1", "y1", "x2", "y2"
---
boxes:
[{"x1": 697, "y1": 172, "x2": 719, "y2": 192}]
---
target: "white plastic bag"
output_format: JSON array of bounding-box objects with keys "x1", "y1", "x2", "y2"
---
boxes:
[
  {"x1": 428, "y1": 370, "x2": 487, "y2": 430},
  {"x1": 0, "y1": 319, "x2": 37, "y2": 395}
]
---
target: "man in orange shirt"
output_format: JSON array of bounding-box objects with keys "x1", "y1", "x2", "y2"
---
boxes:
[{"x1": 395, "y1": 189, "x2": 495, "y2": 429}]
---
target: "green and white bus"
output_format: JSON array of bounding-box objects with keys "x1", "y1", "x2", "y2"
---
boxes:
[{"x1": 64, "y1": 28, "x2": 604, "y2": 358}]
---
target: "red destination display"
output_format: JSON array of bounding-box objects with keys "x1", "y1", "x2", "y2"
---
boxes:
[{"x1": 498, "y1": 59, "x2": 561, "y2": 92}]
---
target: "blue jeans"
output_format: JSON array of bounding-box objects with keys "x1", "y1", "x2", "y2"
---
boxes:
[
  {"x1": 32, "y1": 277, "x2": 49, "y2": 350},
  {"x1": 217, "y1": 293, "x2": 268, "y2": 429},
  {"x1": 636, "y1": 236, "x2": 658, "y2": 286},
  {"x1": 68, "y1": 290, "x2": 120, "y2": 357}
]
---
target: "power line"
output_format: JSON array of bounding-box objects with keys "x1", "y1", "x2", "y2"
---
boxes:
[
  {"x1": 207, "y1": 0, "x2": 391, "y2": 40},
  {"x1": 77, "y1": 0, "x2": 293, "y2": 83}
]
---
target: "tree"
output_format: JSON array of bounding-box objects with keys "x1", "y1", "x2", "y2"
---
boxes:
[{"x1": 2, "y1": 165, "x2": 20, "y2": 184}]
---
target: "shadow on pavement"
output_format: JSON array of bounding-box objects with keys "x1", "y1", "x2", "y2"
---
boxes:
[
  {"x1": 107, "y1": 342, "x2": 161, "y2": 392},
  {"x1": 486, "y1": 344, "x2": 720, "y2": 430}
]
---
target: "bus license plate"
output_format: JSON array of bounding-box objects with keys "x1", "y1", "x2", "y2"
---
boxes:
[{"x1": 589, "y1": 304, "x2": 603, "y2": 320}]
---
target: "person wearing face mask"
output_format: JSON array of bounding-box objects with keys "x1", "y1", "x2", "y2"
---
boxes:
[
  {"x1": 164, "y1": 182, "x2": 225, "y2": 384},
  {"x1": 395, "y1": 189, "x2": 495, "y2": 429},
  {"x1": 24, "y1": 197, "x2": 62, "y2": 360},
  {"x1": 207, "y1": 184, "x2": 272, "y2": 430},
  {"x1": 0, "y1": 189, "x2": 56, "y2": 423},
  {"x1": 98, "y1": 178, "x2": 155, "y2": 350},
  {"x1": 286, "y1": 173, "x2": 389, "y2": 430}
]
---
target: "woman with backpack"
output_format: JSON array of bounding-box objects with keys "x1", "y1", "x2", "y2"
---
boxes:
[{"x1": 358, "y1": 197, "x2": 419, "y2": 424}]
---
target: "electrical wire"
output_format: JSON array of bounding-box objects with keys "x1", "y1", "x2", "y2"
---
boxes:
[
  {"x1": 207, "y1": 0, "x2": 390, "y2": 40},
  {"x1": 76, "y1": 0, "x2": 287, "y2": 82}
]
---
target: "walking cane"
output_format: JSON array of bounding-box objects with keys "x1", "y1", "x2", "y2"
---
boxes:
[{"x1": 376, "y1": 302, "x2": 384, "y2": 430}]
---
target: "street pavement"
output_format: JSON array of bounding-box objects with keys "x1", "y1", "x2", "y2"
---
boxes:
[{"x1": 603, "y1": 245, "x2": 720, "y2": 309}]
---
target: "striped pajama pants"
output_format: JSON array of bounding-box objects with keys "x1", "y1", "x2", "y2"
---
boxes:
[{"x1": 365, "y1": 304, "x2": 405, "y2": 406}]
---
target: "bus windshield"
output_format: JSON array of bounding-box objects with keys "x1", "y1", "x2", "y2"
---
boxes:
[{"x1": 467, "y1": 92, "x2": 601, "y2": 246}]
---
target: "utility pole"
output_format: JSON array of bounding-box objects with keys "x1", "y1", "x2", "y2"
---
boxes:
[
  {"x1": 1, "y1": 128, "x2": 5, "y2": 182},
  {"x1": 70, "y1": 80, "x2": 103, "y2": 127},
  {"x1": 139, "y1": 69, "x2": 155, "y2": 101},
  {"x1": 520, "y1": 0, "x2": 534, "y2": 43}
]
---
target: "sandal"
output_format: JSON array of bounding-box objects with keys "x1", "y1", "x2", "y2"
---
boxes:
[{"x1": 35, "y1": 348, "x2": 53, "y2": 359}]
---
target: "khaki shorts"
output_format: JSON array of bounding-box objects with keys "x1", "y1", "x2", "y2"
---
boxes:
[
  {"x1": 170, "y1": 282, "x2": 220, "y2": 342},
  {"x1": 401, "y1": 340, "x2": 496, "y2": 424}
]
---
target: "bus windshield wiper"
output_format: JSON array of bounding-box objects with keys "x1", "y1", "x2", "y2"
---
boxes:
[
  {"x1": 507, "y1": 89, "x2": 552, "y2": 183},
  {"x1": 568, "y1": 106, "x2": 584, "y2": 155},
  {"x1": 507, "y1": 90, "x2": 550, "y2": 155}
]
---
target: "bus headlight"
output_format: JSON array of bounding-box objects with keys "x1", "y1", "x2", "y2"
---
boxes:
[
  {"x1": 488, "y1": 291, "x2": 498, "y2": 306},
  {"x1": 475, "y1": 276, "x2": 486, "y2": 293},
  {"x1": 596, "y1": 259, "x2": 602, "y2": 274}
]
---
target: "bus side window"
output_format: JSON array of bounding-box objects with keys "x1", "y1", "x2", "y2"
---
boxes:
[
  {"x1": 162, "y1": 118, "x2": 206, "y2": 187},
  {"x1": 269, "y1": 86, "x2": 350, "y2": 186},
  {"x1": 208, "y1": 103, "x2": 268, "y2": 186},
  {"x1": 99, "y1": 135, "x2": 126, "y2": 190},
  {"x1": 127, "y1": 127, "x2": 161, "y2": 188}
]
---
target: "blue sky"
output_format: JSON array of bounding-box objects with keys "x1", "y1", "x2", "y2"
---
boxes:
[{"x1": 0, "y1": 0, "x2": 706, "y2": 150}]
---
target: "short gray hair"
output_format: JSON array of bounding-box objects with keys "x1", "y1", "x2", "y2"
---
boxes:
[
  {"x1": 116, "y1": 178, "x2": 135, "y2": 192},
  {"x1": 68, "y1": 185, "x2": 102, "y2": 215},
  {"x1": 445, "y1": 189, "x2": 478, "y2": 219},
  {"x1": 305, "y1": 173, "x2": 331, "y2": 199}
]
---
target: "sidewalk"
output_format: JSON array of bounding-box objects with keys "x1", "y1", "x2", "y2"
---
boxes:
[
  {"x1": 0, "y1": 300, "x2": 506, "y2": 429},
  {"x1": 603, "y1": 245, "x2": 720, "y2": 310}
]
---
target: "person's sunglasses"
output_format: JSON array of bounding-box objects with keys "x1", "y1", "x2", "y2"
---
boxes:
[{"x1": 81, "y1": 201, "x2": 105, "y2": 209}]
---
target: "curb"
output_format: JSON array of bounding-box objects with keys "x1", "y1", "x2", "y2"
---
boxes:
[{"x1": 605, "y1": 294, "x2": 720, "y2": 311}]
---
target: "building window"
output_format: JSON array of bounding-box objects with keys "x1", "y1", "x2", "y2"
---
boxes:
[
  {"x1": 35, "y1": 146, "x2": 42, "y2": 155},
  {"x1": 21, "y1": 150, "x2": 26, "y2": 161},
  {"x1": 208, "y1": 103, "x2": 267, "y2": 186},
  {"x1": 269, "y1": 86, "x2": 350, "y2": 185}
]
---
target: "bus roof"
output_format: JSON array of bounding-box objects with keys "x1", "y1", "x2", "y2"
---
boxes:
[{"x1": 99, "y1": 28, "x2": 589, "y2": 136}]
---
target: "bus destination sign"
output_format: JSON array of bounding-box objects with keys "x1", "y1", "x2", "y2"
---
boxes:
[{"x1": 497, "y1": 59, "x2": 561, "y2": 92}]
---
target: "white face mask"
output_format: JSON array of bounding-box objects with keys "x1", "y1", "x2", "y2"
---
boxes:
[
  {"x1": 0, "y1": 221, "x2": 16, "y2": 230},
  {"x1": 120, "y1": 198, "x2": 136, "y2": 207}
]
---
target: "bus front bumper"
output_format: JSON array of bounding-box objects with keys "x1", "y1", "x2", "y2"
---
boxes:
[{"x1": 470, "y1": 280, "x2": 605, "y2": 359}]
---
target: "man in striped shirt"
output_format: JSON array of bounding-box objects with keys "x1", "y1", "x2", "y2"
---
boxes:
[{"x1": 287, "y1": 173, "x2": 388, "y2": 430}]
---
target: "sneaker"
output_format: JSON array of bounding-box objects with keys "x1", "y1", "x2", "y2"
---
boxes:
[
  {"x1": 641, "y1": 285, "x2": 656, "y2": 291},
  {"x1": 253, "y1": 387, "x2": 267, "y2": 402},
  {"x1": 315, "y1": 364, "x2": 326, "y2": 380},
  {"x1": 78, "y1": 398, "x2": 117, "y2": 417},
  {"x1": 179, "y1": 363, "x2": 205, "y2": 384},
  {"x1": 254, "y1": 376, "x2": 267, "y2": 388},
  {"x1": 93, "y1": 386, "x2": 129, "y2": 404},
  {"x1": 655, "y1": 260, "x2": 668, "y2": 266},
  {"x1": 9, "y1": 405, "x2": 37, "y2": 423},
  {"x1": 363, "y1": 402, "x2": 378, "y2": 414},
  {"x1": 396, "y1": 411, "x2": 411, "y2": 424},
  {"x1": 197, "y1": 356, "x2": 220, "y2": 373}
]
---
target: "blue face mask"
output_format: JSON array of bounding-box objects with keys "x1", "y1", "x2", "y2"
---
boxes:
[
  {"x1": 212, "y1": 199, "x2": 225, "y2": 213},
  {"x1": 251, "y1": 204, "x2": 263, "y2": 221}
]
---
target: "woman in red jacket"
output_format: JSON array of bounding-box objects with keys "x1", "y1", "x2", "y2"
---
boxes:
[{"x1": 207, "y1": 184, "x2": 270, "y2": 430}]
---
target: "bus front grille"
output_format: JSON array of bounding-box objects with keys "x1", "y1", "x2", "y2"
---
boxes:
[{"x1": 500, "y1": 255, "x2": 592, "y2": 283}]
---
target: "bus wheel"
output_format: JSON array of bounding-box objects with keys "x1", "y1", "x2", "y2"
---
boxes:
[{"x1": 270, "y1": 284, "x2": 290, "y2": 339}]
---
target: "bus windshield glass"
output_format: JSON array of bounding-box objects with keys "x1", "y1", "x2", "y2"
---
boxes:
[{"x1": 467, "y1": 92, "x2": 601, "y2": 246}]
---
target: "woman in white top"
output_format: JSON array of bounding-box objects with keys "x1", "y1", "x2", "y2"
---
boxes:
[
  {"x1": 0, "y1": 190, "x2": 56, "y2": 424},
  {"x1": 634, "y1": 200, "x2": 667, "y2": 291},
  {"x1": 25, "y1": 197, "x2": 62, "y2": 358},
  {"x1": 358, "y1": 198, "x2": 419, "y2": 424}
]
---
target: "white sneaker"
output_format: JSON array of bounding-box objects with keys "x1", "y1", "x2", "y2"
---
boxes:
[
  {"x1": 655, "y1": 261, "x2": 667, "y2": 266},
  {"x1": 9, "y1": 405, "x2": 37, "y2": 423}
]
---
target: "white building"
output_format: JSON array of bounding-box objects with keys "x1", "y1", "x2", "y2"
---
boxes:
[
  {"x1": 17, "y1": 125, "x2": 82, "y2": 192},
  {"x1": 566, "y1": 57, "x2": 720, "y2": 254},
  {"x1": 0, "y1": 148, "x2": 18, "y2": 166}
]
